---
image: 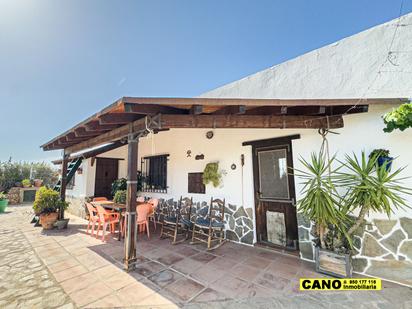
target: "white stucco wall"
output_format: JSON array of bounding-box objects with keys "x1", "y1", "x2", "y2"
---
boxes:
[
  {"x1": 200, "y1": 13, "x2": 412, "y2": 99},
  {"x1": 69, "y1": 104, "x2": 412, "y2": 241}
]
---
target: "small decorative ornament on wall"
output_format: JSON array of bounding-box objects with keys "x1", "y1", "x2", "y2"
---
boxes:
[
  {"x1": 206, "y1": 131, "x2": 214, "y2": 139},
  {"x1": 186, "y1": 150, "x2": 192, "y2": 157},
  {"x1": 195, "y1": 154, "x2": 205, "y2": 160},
  {"x1": 231, "y1": 164, "x2": 236, "y2": 170}
]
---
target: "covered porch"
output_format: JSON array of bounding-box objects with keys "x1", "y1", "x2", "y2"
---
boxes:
[{"x1": 41, "y1": 97, "x2": 400, "y2": 269}]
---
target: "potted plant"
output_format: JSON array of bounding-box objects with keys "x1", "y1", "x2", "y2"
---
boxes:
[
  {"x1": 337, "y1": 151, "x2": 410, "y2": 246},
  {"x1": 113, "y1": 190, "x2": 126, "y2": 205},
  {"x1": 111, "y1": 178, "x2": 127, "y2": 196},
  {"x1": 296, "y1": 153, "x2": 351, "y2": 277},
  {"x1": 33, "y1": 179, "x2": 43, "y2": 187},
  {"x1": 33, "y1": 187, "x2": 68, "y2": 230},
  {"x1": 369, "y1": 149, "x2": 393, "y2": 170},
  {"x1": 22, "y1": 179, "x2": 32, "y2": 188},
  {"x1": 202, "y1": 162, "x2": 222, "y2": 187},
  {"x1": 0, "y1": 192, "x2": 9, "y2": 213},
  {"x1": 297, "y1": 151, "x2": 411, "y2": 278}
]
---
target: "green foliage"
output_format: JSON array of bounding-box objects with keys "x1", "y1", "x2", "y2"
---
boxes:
[
  {"x1": 113, "y1": 190, "x2": 127, "y2": 204},
  {"x1": 295, "y1": 153, "x2": 348, "y2": 249},
  {"x1": 338, "y1": 151, "x2": 411, "y2": 224},
  {"x1": 33, "y1": 187, "x2": 68, "y2": 215},
  {"x1": 22, "y1": 179, "x2": 31, "y2": 187},
  {"x1": 0, "y1": 192, "x2": 7, "y2": 200},
  {"x1": 369, "y1": 149, "x2": 390, "y2": 159},
  {"x1": 296, "y1": 151, "x2": 411, "y2": 252},
  {"x1": 111, "y1": 178, "x2": 127, "y2": 196},
  {"x1": 383, "y1": 102, "x2": 412, "y2": 133},
  {"x1": 0, "y1": 160, "x2": 58, "y2": 192},
  {"x1": 202, "y1": 162, "x2": 221, "y2": 187}
]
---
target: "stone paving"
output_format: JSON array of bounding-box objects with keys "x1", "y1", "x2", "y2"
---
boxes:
[
  {"x1": 1, "y1": 205, "x2": 412, "y2": 308},
  {"x1": 0, "y1": 208, "x2": 74, "y2": 308}
]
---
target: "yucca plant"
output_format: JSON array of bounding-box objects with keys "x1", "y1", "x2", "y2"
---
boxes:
[
  {"x1": 295, "y1": 152, "x2": 348, "y2": 249},
  {"x1": 337, "y1": 151, "x2": 411, "y2": 237}
]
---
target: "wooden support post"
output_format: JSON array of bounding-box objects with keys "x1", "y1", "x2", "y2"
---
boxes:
[
  {"x1": 124, "y1": 129, "x2": 138, "y2": 270},
  {"x1": 59, "y1": 150, "x2": 69, "y2": 220}
]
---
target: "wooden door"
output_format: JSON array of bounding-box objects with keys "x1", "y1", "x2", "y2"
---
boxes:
[
  {"x1": 94, "y1": 158, "x2": 119, "y2": 199},
  {"x1": 252, "y1": 140, "x2": 299, "y2": 250}
]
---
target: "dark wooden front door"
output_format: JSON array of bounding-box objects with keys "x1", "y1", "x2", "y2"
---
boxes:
[
  {"x1": 251, "y1": 137, "x2": 299, "y2": 250},
  {"x1": 94, "y1": 158, "x2": 119, "y2": 199}
]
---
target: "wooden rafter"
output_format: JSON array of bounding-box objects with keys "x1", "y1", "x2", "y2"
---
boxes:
[
  {"x1": 123, "y1": 103, "x2": 186, "y2": 115},
  {"x1": 99, "y1": 113, "x2": 142, "y2": 125}
]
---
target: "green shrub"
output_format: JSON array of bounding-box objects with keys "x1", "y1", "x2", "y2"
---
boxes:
[
  {"x1": 0, "y1": 192, "x2": 7, "y2": 200},
  {"x1": 383, "y1": 101, "x2": 412, "y2": 132},
  {"x1": 22, "y1": 179, "x2": 31, "y2": 187},
  {"x1": 0, "y1": 161, "x2": 58, "y2": 192},
  {"x1": 33, "y1": 187, "x2": 68, "y2": 215},
  {"x1": 113, "y1": 190, "x2": 126, "y2": 204}
]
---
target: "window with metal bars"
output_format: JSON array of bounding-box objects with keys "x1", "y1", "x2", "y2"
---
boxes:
[{"x1": 140, "y1": 154, "x2": 169, "y2": 193}]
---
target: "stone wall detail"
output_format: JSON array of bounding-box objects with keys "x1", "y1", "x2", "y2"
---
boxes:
[
  {"x1": 297, "y1": 212, "x2": 412, "y2": 286},
  {"x1": 66, "y1": 195, "x2": 255, "y2": 245}
]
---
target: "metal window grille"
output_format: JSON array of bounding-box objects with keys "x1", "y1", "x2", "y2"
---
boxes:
[{"x1": 140, "y1": 154, "x2": 169, "y2": 193}]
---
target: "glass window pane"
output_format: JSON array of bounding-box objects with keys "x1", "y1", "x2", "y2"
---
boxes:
[{"x1": 258, "y1": 149, "x2": 289, "y2": 199}]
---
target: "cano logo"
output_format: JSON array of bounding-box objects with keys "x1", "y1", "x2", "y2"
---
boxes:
[{"x1": 300, "y1": 279, "x2": 381, "y2": 291}]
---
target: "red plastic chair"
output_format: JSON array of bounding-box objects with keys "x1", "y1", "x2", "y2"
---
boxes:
[
  {"x1": 137, "y1": 203, "x2": 152, "y2": 239},
  {"x1": 95, "y1": 204, "x2": 120, "y2": 241},
  {"x1": 86, "y1": 203, "x2": 100, "y2": 236},
  {"x1": 147, "y1": 198, "x2": 159, "y2": 230}
]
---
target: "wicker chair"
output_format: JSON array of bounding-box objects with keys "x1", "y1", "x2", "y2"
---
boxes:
[
  {"x1": 190, "y1": 198, "x2": 226, "y2": 250},
  {"x1": 160, "y1": 197, "x2": 193, "y2": 244}
]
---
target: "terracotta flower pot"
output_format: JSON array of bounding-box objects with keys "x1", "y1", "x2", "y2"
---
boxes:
[
  {"x1": 40, "y1": 213, "x2": 59, "y2": 230},
  {"x1": 34, "y1": 179, "x2": 43, "y2": 187}
]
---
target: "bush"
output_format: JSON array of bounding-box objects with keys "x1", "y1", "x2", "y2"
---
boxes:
[
  {"x1": 33, "y1": 187, "x2": 68, "y2": 215},
  {"x1": 0, "y1": 192, "x2": 7, "y2": 200},
  {"x1": 22, "y1": 179, "x2": 31, "y2": 187},
  {"x1": 0, "y1": 160, "x2": 58, "y2": 192},
  {"x1": 113, "y1": 190, "x2": 126, "y2": 204}
]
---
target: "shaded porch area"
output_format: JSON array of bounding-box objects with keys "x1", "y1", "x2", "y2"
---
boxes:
[{"x1": 16, "y1": 206, "x2": 410, "y2": 308}]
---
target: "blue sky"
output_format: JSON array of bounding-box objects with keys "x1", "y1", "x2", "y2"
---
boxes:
[{"x1": 1, "y1": 0, "x2": 411, "y2": 162}]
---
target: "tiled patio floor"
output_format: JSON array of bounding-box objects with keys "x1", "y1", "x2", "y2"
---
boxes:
[{"x1": 7, "y1": 205, "x2": 412, "y2": 308}]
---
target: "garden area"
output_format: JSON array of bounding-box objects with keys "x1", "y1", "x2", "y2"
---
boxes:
[{"x1": 0, "y1": 160, "x2": 58, "y2": 212}]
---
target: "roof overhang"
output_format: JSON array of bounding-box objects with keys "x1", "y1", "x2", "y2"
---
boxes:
[{"x1": 41, "y1": 96, "x2": 407, "y2": 153}]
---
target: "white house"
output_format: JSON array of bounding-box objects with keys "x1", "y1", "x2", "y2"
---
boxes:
[{"x1": 44, "y1": 13, "x2": 412, "y2": 286}]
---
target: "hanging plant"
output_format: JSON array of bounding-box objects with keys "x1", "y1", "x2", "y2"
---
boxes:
[
  {"x1": 202, "y1": 162, "x2": 222, "y2": 187},
  {"x1": 383, "y1": 101, "x2": 412, "y2": 133}
]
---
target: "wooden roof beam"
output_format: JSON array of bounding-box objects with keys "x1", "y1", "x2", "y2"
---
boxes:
[
  {"x1": 123, "y1": 103, "x2": 187, "y2": 115},
  {"x1": 84, "y1": 121, "x2": 120, "y2": 132},
  {"x1": 190, "y1": 105, "x2": 203, "y2": 115},
  {"x1": 74, "y1": 127, "x2": 102, "y2": 137},
  {"x1": 65, "y1": 114, "x2": 343, "y2": 154},
  {"x1": 212, "y1": 105, "x2": 246, "y2": 115},
  {"x1": 99, "y1": 113, "x2": 142, "y2": 125}
]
